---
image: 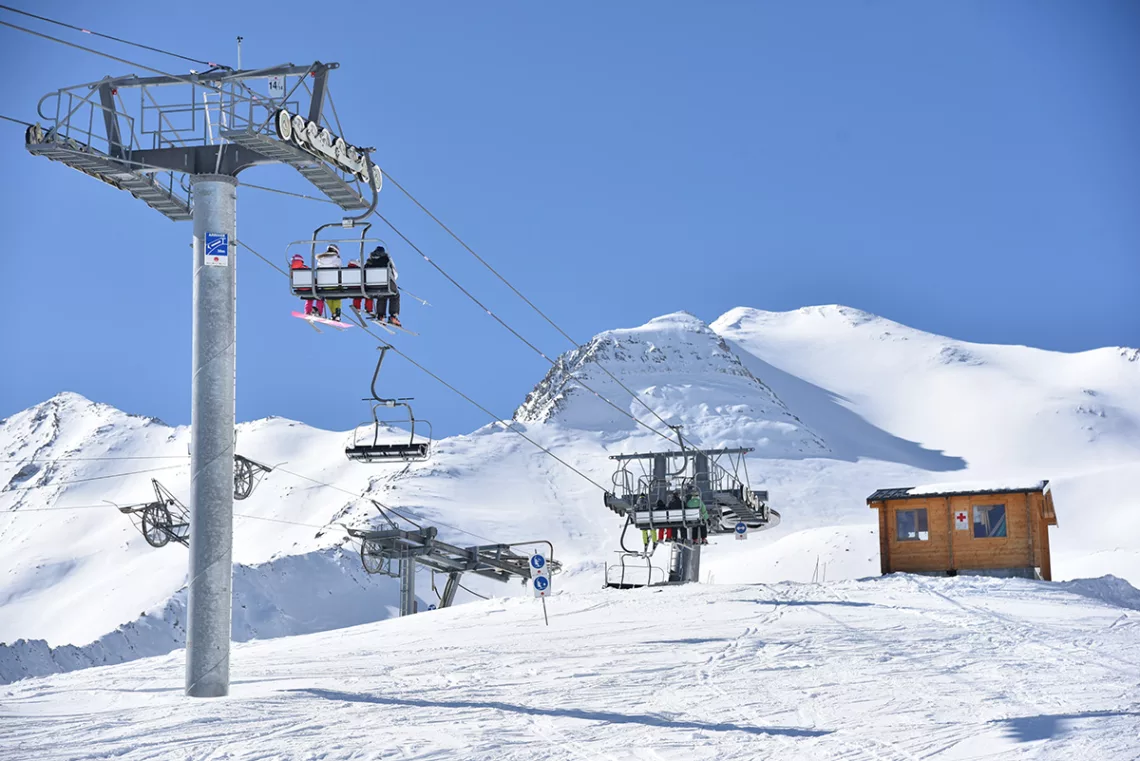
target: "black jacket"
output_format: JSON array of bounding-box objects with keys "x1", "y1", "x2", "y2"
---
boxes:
[{"x1": 365, "y1": 247, "x2": 391, "y2": 268}]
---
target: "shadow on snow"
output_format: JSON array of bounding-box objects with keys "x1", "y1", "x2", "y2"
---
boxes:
[
  {"x1": 997, "y1": 711, "x2": 1140, "y2": 742},
  {"x1": 289, "y1": 688, "x2": 832, "y2": 738},
  {"x1": 727, "y1": 347, "x2": 967, "y2": 471}
]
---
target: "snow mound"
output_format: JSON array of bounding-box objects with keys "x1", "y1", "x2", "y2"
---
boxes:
[
  {"x1": 515, "y1": 311, "x2": 828, "y2": 454},
  {"x1": 0, "y1": 547, "x2": 398, "y2": 685}
]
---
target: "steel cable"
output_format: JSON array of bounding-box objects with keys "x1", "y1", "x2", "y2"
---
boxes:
[{"x1": 0, "y1": 4, "x2": 227, "y2": 69}]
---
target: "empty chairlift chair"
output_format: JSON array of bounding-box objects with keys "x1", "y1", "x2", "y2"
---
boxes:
[{"x1": 345, "y1": 346, "x2": 433, "y2": 463}]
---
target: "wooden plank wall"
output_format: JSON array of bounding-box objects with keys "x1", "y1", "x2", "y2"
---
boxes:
[{"x1": 872, "y1": 490, "x2": 1053, "y2": 577}]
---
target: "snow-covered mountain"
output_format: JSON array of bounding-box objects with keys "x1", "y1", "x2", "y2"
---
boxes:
[
  {"x1": 2, "y1": 305, "x2": 1138, "y2": 685},
  {"x1": 514, "y1": 311, "x2": 828, "y2": 456}
]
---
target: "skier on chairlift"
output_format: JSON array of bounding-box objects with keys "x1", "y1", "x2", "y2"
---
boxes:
[
  {"x1": 290, "y1": 253, "x2": 323, "y2": 317},
  {"x1": 364, "y1": 245, "x2": 401, "y2": 328},
  {"x1": 686, "y1": 488, "x2": 709, "y2": 544},
  {"x1": 315, "y1": 243, "x2": 343, "y2": 321},
  {"x1": 666, "y1": 491, "x2": 683, "y2": 542}
]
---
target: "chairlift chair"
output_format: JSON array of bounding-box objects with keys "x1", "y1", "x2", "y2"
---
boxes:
[
  {"x1": 345, "y1": 346, "x2": 433, "y2": 463},
  {"x1": 286, "y1": 220, "x2": 395, "y2": 307}
]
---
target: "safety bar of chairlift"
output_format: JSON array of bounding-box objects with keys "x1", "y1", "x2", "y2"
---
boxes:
[
  {"x1": 607, "y1": 554, "x2": 663, "y2": 589},
  {"x1": 366, "y1": 402, "x2": 433, "y2": 450},
  {"x1": 287, "y1": 252, "x2": 393, "y2": 302}
]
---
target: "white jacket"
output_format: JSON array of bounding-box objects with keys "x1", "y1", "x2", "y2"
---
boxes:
[{"x1": 315, "y1": 250, "x2": 342, "y2": 268}]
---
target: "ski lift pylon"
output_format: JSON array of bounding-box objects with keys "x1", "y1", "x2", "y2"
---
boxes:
[{"x1": 345, "y1": 346, "x2": 433, "y2": 463}]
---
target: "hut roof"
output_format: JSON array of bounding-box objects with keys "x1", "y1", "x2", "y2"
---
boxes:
[{"x1": 867, "y1": 479, "x2": 1050, "y2": 503}]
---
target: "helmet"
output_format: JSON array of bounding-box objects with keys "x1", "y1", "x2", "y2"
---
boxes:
[{"x1": 325, "y1": 243, "x2": 340, "y2": 254}]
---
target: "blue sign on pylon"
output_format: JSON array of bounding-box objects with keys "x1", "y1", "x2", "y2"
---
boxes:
[
  {"x1": 530, "y1": 555, "x2": 546, "y2": 570},
  {"x1": 204, "y1": 232, "x2": 228, "y2": 267},
  {"x1": 534, "y1": 576, "x2": 549, "y2": 592}
]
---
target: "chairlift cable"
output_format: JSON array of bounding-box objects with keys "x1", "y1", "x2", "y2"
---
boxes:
[
  {"x1": 0, "y1": 504, "x2": 117, "y2": 513},
  {"x1": 272, "y1": 463, "x2": 487, "y2": 543},
  {"x1": 358, "y1": 320, "x2": 611, "y2": 494},
  {"x1": 375, "y1": 168, "x2": 684, "y2": 445},
  {"x1": 6, "y1": 16, "x2": 692, "y2": 483},
  {"x1": 0, "y1": 455, "x2": 189, "y2": 463},
  {"x1": 242, "y1": 236, "x2": 613, "y2": 496},
  {"x1": 236, "y1": 238, "x2": 288, "y2": 276},
  {"x1": 243, "y1": 182, "x2": 339, "y2": 206},
  {"x1": 0, "y1": 20, "x2": 221, "y2": 88},
  {"x1": 368, "y1": 210, "x2": 679, "y2": 445},
  {"x1": 3, "y1": 9, "x2": 683, "y2": 452},
  {"x1": 2, "y1": 17, "x2": 697, "y2": 455},
  {"x1": 0, "y1": 113, "x2": 32, "y2": 127},
  {"x1": 0, "y1": 5, "x2": 227, "y2": 69},
  {"x1": 3, "y1": 463, "x2": 186, "y2": 492}
]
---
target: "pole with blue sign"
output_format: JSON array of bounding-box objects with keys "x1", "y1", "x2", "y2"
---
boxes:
[
  {"x1": 735, "y1": 521, "x2": 748, "y2": 541},
  {"x1": 531, "y1": 553, "x2": 550, "y2": 626}
]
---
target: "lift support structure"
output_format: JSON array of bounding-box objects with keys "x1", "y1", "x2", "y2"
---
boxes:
[{"x1": 347, "y1": 524, "x2": 559, "y2": 616}]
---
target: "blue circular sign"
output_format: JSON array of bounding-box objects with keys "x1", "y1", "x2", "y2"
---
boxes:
[
  {"x1": 428, "y1": 604, "x2": 437, "y2": 611},
  {"x1": 530, "y1": 555, "x2": 546, "y2": 570},
  {"x1": 735, "y1": 522, "x2": 747, "y2": 534},
  {"x1": 534, "y1": 576, "x2": 549, "y2": 591}
]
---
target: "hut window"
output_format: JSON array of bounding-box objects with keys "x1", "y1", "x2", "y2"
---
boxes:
[
  {"x1": 973, "y1": 504, "x2": 1007, "y2": 538},
  {"x1": 896, "y1": 509, "x2": 929, "y2": 541}
]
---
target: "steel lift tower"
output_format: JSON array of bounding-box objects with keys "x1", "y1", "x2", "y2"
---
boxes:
[{"x1": 24, "y1": 62, "x2": 380, "y2": 697}]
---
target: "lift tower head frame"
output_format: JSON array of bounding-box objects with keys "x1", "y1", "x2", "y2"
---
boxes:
[{"x1": 23, "y1": 62, "x2": 379, "y2": 698}]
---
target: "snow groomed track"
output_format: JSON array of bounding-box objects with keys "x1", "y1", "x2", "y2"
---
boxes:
[{"x1": 2, "y1": 575, "x2": 1138, "y2": 760}]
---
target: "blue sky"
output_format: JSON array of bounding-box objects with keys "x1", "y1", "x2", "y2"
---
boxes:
[{"x1": 1, "y1": 1, "x2": 1137, "y2": 436}]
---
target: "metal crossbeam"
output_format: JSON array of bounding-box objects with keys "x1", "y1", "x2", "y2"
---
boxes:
[
  {"x1": 27, "y1": 142, "x2": 191, "y2": 220},
  {"x1": 610, "y1": 447, "x2": 754, "y2": 461},
  {"x1": 220, "y1": 129, "x2": 369, "y2": 209},
  {"x1": 349, "y1": 526, "x2": 560, "y2": 598}
]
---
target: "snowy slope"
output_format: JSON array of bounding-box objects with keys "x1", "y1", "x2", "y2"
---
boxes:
[
  {"x1": 3, "y1": 306, "x2": 1139, "y2": 687},
  {"x1": 516, "y1": 311, "x2": 827, "y2": 456},
  {"x1": 712, "y1": 304, "x2": 1140, "y2": 584},
  {"x1": 2, "y1": 576, "x2": 1138, "y2": 760},
  {"x1": 712, "y1": 305, "x2": 1140, "y2": 472}
]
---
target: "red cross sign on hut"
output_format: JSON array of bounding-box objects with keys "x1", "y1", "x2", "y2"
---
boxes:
[{"x1": 955, "y1": 511, "x2": 969, "y2": 531}]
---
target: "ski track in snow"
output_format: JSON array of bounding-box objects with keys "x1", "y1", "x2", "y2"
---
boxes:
[{"x1": 1, "y1": 577, "x2": 1138, "y2": 760}]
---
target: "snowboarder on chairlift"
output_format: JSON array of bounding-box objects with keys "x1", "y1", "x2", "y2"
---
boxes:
[
  {"x1": 686, "y1": 489, "x2": 709, "y2": 544},
  {"x1": 364, "y1": 245, "x2": 401, "y2": 328},
  {"x1": 290, "y1": 253, "x2": 323, "y2": 317},
  {"x1": 315, "y1": 244, "x2": 343, "y2": 321}
]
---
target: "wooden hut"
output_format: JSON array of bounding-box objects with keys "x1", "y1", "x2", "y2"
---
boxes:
[{"x1": 867, "y1": 481, "x2": 1058, "y2": 580}]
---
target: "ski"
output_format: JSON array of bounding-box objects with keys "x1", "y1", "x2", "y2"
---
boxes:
[
  {"x1": 369, "y1": 318, "x2": 418, "y2": 336},
  {"x1": 351, "y1": 307, "x2": 394, "y2": 334},
  {"x1": 291, "y1": 311, "x2": 354, "y2": 331}
]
